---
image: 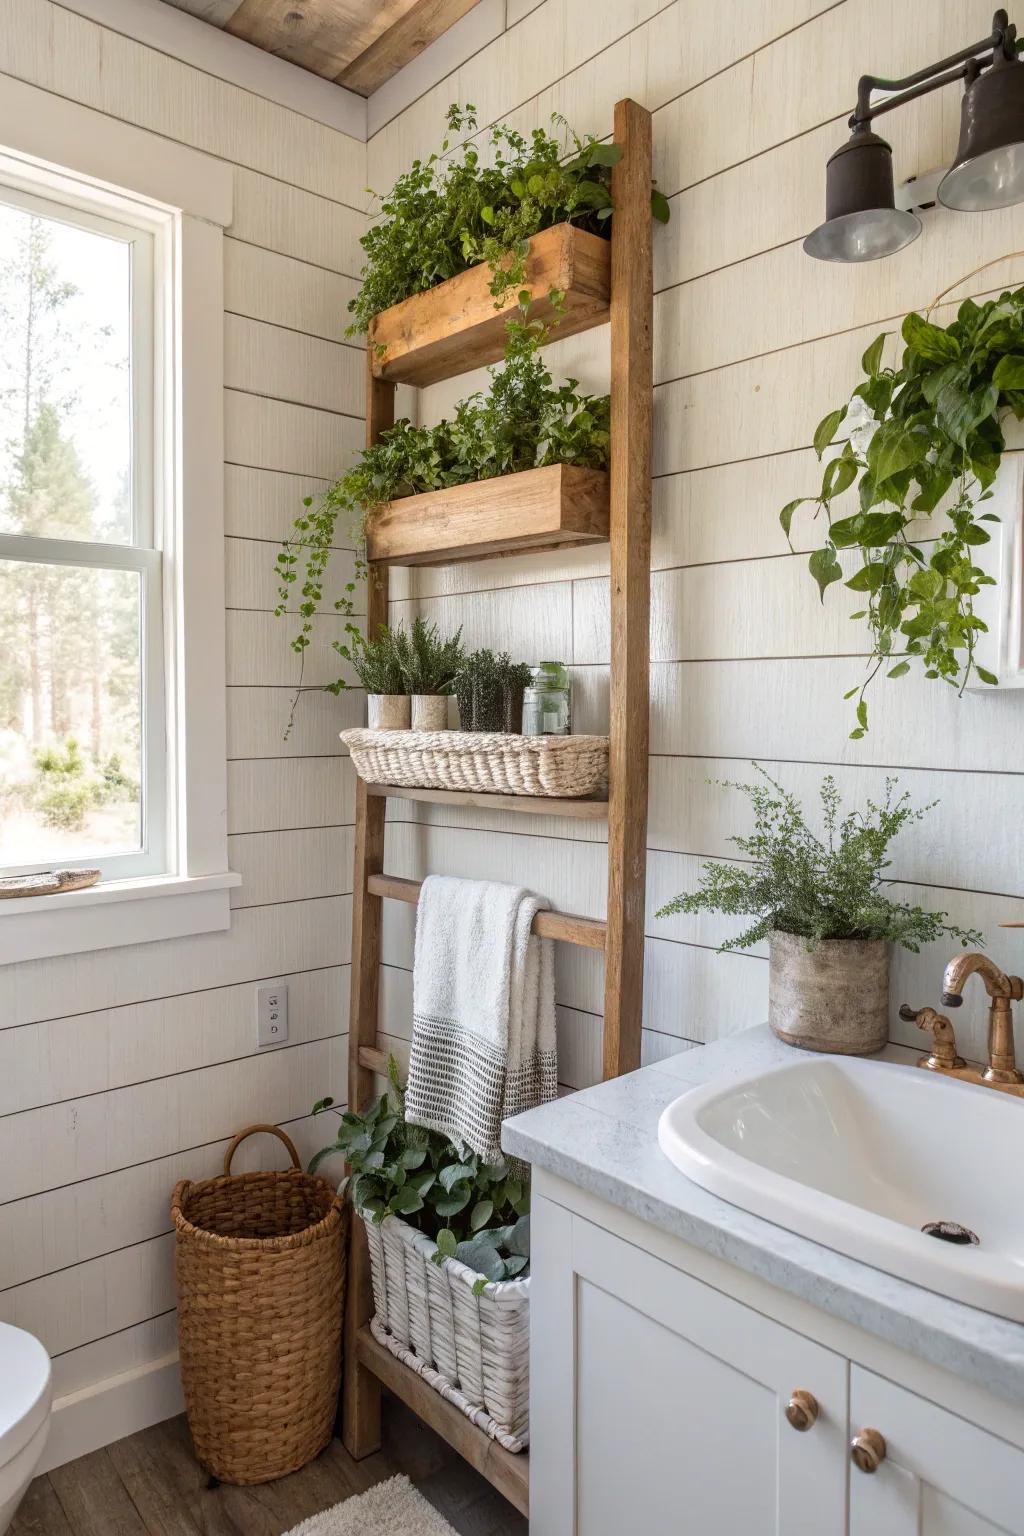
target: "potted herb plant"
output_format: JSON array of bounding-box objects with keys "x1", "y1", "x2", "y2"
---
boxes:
[
  {"x1": 310, "y1": 1060, "x2": 531, "y2": 1447},
  {"x1": 656, "y1": 767, "x2": 982, "y2": 1055},
  {"x1": 343, "y1": 623, "x2": 409, "y2": 729},
  {"x1": 395, "y1": 617, "x2": 463, "y2": 730},
  {"x1": 455, "y1": 650, "x2": 533, "y2": 732}
]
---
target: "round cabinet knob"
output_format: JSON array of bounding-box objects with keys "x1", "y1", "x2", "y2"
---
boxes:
[
  {"x1": 785, "y1": 1390, "x2": 819, "y2": 1432},
  {"x1": 850, "y1": 1428, "x2": 887, "y2": 1473}
]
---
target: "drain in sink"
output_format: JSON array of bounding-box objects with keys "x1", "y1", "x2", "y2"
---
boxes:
[{"x1": 922, "y1": 1220, "x2": 980, "y2": 1246}]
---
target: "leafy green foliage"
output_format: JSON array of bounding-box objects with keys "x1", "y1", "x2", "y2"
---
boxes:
[
  {"x1": 397, "y1": 617, "x2": 464, "y2": 694},
  {"x1": 311, "y1": 1059, "x2": 530, "y2": 1292},
  {"x1": 26, "y1": 737, "x2": 138, "y2": 830},
  {"x1": 783, "y1": 287, "x2": 1024, "y2": 731},
  {"x1": 454, "y1": 648, "x2": 533, "y2": 731},
  {"x1": 339, "y1": 622, "x2": 407, "y2": 695},
  {"x1": 274, "y1": 322, "x2": 609, "y2": 699},
  {"x1": 347, "y1": 104, "x2": 669, "y2": 336},
  {"x1": 655, "y1": 765, "x2": 984, "y2": 955}
]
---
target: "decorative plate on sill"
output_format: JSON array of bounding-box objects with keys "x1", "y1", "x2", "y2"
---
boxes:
[{"x1": 0, "y1": 868, "x2": 101, "y2": 899}]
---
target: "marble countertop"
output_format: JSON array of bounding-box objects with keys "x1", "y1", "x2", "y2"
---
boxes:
[{"x1": 502, "y1": 1025, "x2": 1024, "y2": 1407}]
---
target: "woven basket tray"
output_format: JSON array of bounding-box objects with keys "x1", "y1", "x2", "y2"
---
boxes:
[
  {"x1": 360, "y1": 1208, "x2": 530, "y2": 1452},
  {"x1": 341, "y1": 728, "x2": 608, "y2": 799}
]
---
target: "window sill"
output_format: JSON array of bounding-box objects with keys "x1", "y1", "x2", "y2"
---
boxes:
[{"x1": 0, "y1": 871, "x2": 241, "y2": 966}]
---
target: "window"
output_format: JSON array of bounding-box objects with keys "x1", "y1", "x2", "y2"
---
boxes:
[
  {"x1": 0, "y1": 185, "x2": 165, "y2": 880},
  {"x1": 0, "y1": 77, "x2": 238, "y2": 964}
]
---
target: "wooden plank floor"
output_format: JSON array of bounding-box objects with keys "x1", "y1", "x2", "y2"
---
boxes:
[{"x1": 13, "y1": 1397, "x2": 528, "y2": 1536}]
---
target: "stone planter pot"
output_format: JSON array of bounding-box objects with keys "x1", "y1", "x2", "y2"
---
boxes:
[
  {"x1": 411, "y1": 694, "x2": 449, "y2": 731},
  {"x1": 768, "y1": 930, "x2": 889, "y2": 1055},
  {"x1": 366, "y1": 694, "x2": 410, "y2": 730}
]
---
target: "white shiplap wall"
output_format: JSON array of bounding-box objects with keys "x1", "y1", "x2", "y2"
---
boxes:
[
  {"x1": 0, "y1": 0, "x2": 365, "y2": 1449},
  {"x1": 368, "y1": 0, "x2": 1024, "y2": 1086}
]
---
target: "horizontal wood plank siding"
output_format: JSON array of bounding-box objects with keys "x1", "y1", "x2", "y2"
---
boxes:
[
  {"x1": 0, "y1": 0, "x2": 363, "y2": 1442},
  {"x1": 366, "y1": 0, "x2": 1023, "y2": 1097}
]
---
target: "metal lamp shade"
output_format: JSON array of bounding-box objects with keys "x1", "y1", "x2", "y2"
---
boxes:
[
  {"x1": 939, "y1": 53, "x2": 1024, "y2": 212},
  {"x1": 804, "y1": 129, "x2": 921, "y2": 263}
]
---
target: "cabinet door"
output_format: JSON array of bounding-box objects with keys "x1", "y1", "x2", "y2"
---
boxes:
[
  {"x1": 849, "y1": 1367, "x2": 1024, "y2": 1535},
  {"x1": 529, "y1": 1200, "x2": 848, "y2": 1536}
]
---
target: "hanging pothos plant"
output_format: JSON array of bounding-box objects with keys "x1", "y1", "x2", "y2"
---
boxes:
[{"x1": 783, "y1": 273, "x2": 1024, "y2": 735}]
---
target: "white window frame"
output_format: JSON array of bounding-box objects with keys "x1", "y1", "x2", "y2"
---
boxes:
[
  {"x1": 0, "y1": 183, "x2": 167, "y2": 882},
  {"x1": 0, "y1": 77, "x2": 240, "y2": 965}
]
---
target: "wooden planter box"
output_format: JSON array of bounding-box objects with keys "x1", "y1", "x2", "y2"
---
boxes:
[
  {"x1": 368, "y1": 223, "x2": 611, "y2": 387},
  {"x1": 365, "y1": 463, "x2": 609, "y2": 567}
]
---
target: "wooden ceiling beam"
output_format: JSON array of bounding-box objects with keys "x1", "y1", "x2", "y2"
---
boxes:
[{"x1": 336, "y1": 0, "x2": 481, "y2": 95}]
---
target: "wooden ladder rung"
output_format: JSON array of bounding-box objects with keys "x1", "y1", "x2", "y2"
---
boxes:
[
  {"x1": 358, "y1": 1044, "x2": 391, "y2": 1076},
  {"x1": 366, "y1": 872, "x2": 608, "y2": 950}
]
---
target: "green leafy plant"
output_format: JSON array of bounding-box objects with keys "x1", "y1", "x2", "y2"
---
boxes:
[
  {"x1": 783, "y1": 276, "x2": 1024, "y2": 734},
  {"x1": 656, "y1": 765, "x2": 984, "y2": 954},
  {"x1": 454, "y1": 649, "x2": 532, "y2": 731},
  {"x1": 311, "y1": 1059, "x2": 530, "y2": 1292},
  {"x1": 347, "y1": 103, "x2": 669, "y2": 337},
  {"x1": 341, "y1": 623, "x2": 408, "y2": 695},
  {"x1": 398, "y1": 617, "x2": 464, "y2": 694},
  {"x1": 275, "y1": 321, "x2": 609, "y2": 687}
]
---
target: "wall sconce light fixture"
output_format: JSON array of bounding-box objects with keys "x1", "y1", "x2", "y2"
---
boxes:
[{"x1": 805, "y1": 9, "x2": 1024, "y2": 262}]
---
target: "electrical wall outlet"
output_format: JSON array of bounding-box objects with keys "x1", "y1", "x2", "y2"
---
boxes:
[{"x1": 256, "y1": 982, "x2": 289, "y2": 1048}]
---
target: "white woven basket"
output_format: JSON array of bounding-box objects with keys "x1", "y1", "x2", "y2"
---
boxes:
[
  {"x1": 359, "y1": 1209, "x2": 530, "y2": 1452},
  {"x1": 341, "y1": 728, "x2": 607, "y2": 799}
]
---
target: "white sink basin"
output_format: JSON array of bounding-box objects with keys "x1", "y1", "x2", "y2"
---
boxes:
[{"x1": 658, "y1": 1055, "x2": 1024, "y2": 1321}]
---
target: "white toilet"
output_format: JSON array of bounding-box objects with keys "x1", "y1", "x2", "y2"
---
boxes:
[{"x1": 0, "y1": 1323, "x2": 52, "y2": 1533}]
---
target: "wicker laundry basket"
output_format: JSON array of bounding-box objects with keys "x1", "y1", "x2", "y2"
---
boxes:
[
  {"x1": 360, "y1": 1208, "x2": 530, "y2": 1452},
  {"x1": 341, "y1": 728, "x2": 608, "y2": 799},
  {"x1": 171, "y1": 1123, "x2": 347, "y2": 1484}
]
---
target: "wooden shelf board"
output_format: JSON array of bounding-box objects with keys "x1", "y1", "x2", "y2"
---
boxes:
[
  {"x1": 365, "y1": 463, "x2": 608, "y2": 568},
  {"x1": 367, "y1": 872, "x2": 607, "y2": 949},
  {"x1": 368, "y1": 222, "x2": 610, "y2": 388},
  {"x1": 366, "y1": 781, "x2": 609, "y2": 819},
  {"x1": 355, "y1": 1325, "x2": 530, "y2": 1515}
]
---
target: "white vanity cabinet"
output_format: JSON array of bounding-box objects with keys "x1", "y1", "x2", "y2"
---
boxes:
[
  {"x1": 529, "y1": 1186, "x2": 1024, "y2": 1536},
  {"x1": 848, "y1": 1369, "x2": 1024, "y2": 1535}
]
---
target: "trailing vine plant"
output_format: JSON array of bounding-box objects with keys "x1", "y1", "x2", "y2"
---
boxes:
[
  {"x1": 347, "y1": 103, "x2": 669, "y2": 336},
  {"x1": 783, "y1": 267, "x2": 1024, "y2": 735},
  {"x1": 274, "y1": 320, "x2": 610, "y2": 720},
  {"x1": 275, "y1": 103, "x2": 668, "y2": 732}
]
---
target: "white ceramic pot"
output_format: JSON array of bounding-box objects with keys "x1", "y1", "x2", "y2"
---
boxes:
[
  {"x1": 768, "y1": 930, "x2": 889, "y2": 1055},
  {"x1": 411, "y1": 694, "x2": 449, "y2": 730},
  {"x1": 366, "y1": 694, "x2": 410, "y2": 730}
]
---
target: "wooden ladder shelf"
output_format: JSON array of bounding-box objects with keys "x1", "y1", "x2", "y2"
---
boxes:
[{"x1": 342, "y1": 99, "x2": 654, "y2": 1520}]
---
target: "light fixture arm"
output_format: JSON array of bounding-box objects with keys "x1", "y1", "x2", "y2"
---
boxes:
[{"x1": 851, "y1": 10, "x2": 1015, "y2": 130}]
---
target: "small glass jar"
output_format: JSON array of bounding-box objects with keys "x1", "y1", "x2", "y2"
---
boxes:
[{"x1": 521, "y1": 661, "x2": 571, "y2": 736}]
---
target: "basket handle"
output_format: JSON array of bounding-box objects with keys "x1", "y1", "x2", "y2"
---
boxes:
[{"x1": 223, "y1": 1123, "x2": 301, "y2": 1176}]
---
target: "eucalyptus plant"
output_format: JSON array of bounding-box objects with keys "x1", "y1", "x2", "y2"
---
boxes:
[
  {"x1": 656, "y1": 766, "x2": 983, "y2": 954},
  {"x1": 783, "y1": 283, "x2": 1024, "y2": 733},
  {"x1": 347, "y1": 103, "x2": 669, "y2": 336},
  {"x1": 311, "y1": 1058, "x2": 530, "y2": 1292}
]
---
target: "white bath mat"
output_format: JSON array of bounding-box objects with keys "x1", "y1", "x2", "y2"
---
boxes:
[{"x1": 282, "y1": 1474, "x2": 459, "y2": 1536}]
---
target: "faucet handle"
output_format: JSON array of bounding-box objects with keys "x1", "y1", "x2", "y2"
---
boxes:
[{"x1": 900, "y1": 1004, "x2": 965, "y2": 1070}]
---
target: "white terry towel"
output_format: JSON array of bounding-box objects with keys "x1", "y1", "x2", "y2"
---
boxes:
[{"x1": 403, "y1": 874, "x2": 557, "y2": 1161}]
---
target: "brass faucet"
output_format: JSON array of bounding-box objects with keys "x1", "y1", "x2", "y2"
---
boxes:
[{"x1": 901, "y1": 952, "x2": 1024, "y2": 1098}]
